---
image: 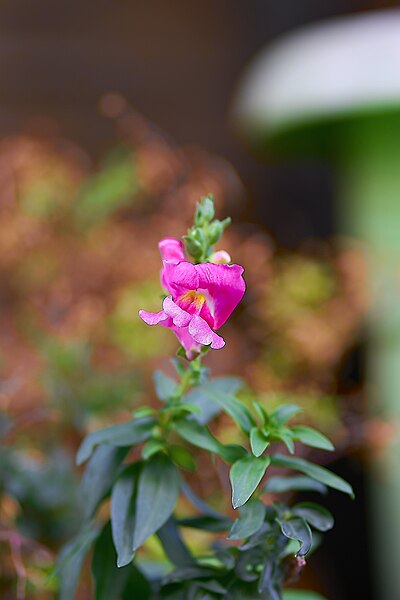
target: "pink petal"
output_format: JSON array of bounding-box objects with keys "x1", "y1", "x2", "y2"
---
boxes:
[
  {"x1": 158, "y1": 238, "x2": 185, "y2": 262},
  {"x1": 139, "y1": 309, "x2": 169, "y2": 325},
  {"x1": 162, "y1": 296, "x2": 191, "y2": 327},
  {"x1": 188, "y1": 315, "x2": 225, "y2": 350},
  {"x1": 170, "y1": 324, "x2": 202, "y2": 359},
  {"x1": 195, "y1": 263, "x2": 246, "y2": 329},
  {"x1": 162, "y1": 260, "x2": 199, "y2": 297}
]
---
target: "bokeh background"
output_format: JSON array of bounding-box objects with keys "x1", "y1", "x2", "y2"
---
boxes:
[{"x1": 1, "y1": 1, "x2": 398, "y2": 599}]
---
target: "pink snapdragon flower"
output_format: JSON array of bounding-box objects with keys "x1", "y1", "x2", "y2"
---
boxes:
[{"x1": 139, "y1": 238, "x2": 245, "y2": 359}]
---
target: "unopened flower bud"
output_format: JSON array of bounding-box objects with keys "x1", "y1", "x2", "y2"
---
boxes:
[
  {"x1": 207, "y1": 220, "x2": 223, "y2": 244},
  {"x1": 209, "y1": 250, "x2": 231, "y2": 264}
]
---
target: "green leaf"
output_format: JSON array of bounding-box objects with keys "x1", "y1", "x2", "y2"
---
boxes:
[
  {"x1": 290, "y1": 426, "x2": 334, "y2": 451},
  {"x1": 172, "y1": 419, "x2": 223, "y2": 455},
  {"x1": 81, "y1": 445, "x2": 128, "y2": 520},
  {"x1": 77, "y1": 418, "x2": 156, "y2": 465},
  {"x1": 264, "y1": 476, "x2": 327, "y2": 495},
  {"x1": 153, "y1": 371, "x2": 177, "y2": 401},
  {"x1": 252, "y1": 401, "x2": 269, "y2": 427},
  {"x1": 163, "y1": 403, "x2": 201, "y2": 417},
  {"x1": 122, "y1": 565, "x2": 151, "y2": 600},
  {"x1": 270, "y1": 428, "x2": 295, "y2": 454},
  {"x1": 178, "y1": 515, "x2": 231, "y2": 532},
  {"x1": 142, "y1": 439, "x2": 165, "y2": 460},
  {"x1": 111, "y1": 463, "x2": 140, "y2": 567},
  {"x1": 157, "y1": 517, "x2": 194, "y2": 567},
  {"x1": 132, "y1": 454, "x2": 180, "y2": 550},
  {"x1": 292, "y1": 502, "x2": 334, "y2": 532},
  {"x1": 228, "y1": 498, "x2": 266, "y2": 540},
  {"x1": 205, "y1": 390, "x2": 255, "y2": 433},
  {"x1": 250, "y1": 428, "x2": 269, "y2": 457},
  {"x1": 271, "y1": 454, "x2": 354, "y2": 498},
  {"x1": 230, "y1": 455, "x2": 271, "y2": 509},
  {"x1": 132, "y1": 407, "x2": 156, "y2": 419},
  {"x1": 169, "y1": 445, "x2": 197, "y2": 471},
  {"x1": 270, "y1": 404, "x2": 302, "y2": 426},
  {"x1": 277, "y1": 517, "x2": 312, "y2": 556},
  {"x1": 184, "y1": 377, "x2": 243, "y2": 424},
  {"x1": 58, "y1": 522, "x2": 100, "y2": 600},
  {"x1": 283, "y1": 590, "x2": 328, "y2": 600},
  {"x1": 92, "y1": 521, "x2": 132, "y2": 600}
]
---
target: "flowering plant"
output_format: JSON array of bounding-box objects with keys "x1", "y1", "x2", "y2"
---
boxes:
[{"x1": 58, "y1": 196, "x2": 353, "y2": 600}]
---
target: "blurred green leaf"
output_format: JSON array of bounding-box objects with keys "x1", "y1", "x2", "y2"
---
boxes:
[
  {"x1": 203, "y1": 390, "x2": 255, "y2": 433},
  {"x1": 92, "y1": 521, "x2": 132, "y2": 600},
  {"x1": 184, "y1": 376, "x2": 243, "y2": 425},
  {"x1": 74, "y1": 147, "x2": 138, "y2": 229},
  {"x1": 132, "y1": 454, "x2": 180, "y2": 550},
  {"x1": 77, "y1": 418, "x2": 155, "y2": 465},
  {"x1": 82, "y1": 445, "x2": 128, "y2": 520},
  {"x1": 250, "y1": 427, "x2": 269, "y2": 457},
  {"x1": 271, "y1": 454, "x2": 354, "y2": 498},
  {"x1": 111, "y1": 463, "x2": 140, "y2": 568},
  {"x1": 290, "y1": 426, "x2": 334, "y2": 452},
  {"x1": 264, "y1": 476, "x2": 327, "y2": 495},
  {"x1": 168, "y1": 445, "x2": 197, "y2": 471},
  {"x1": 57, "y1": 521, "x2": 100, "y2": 600},
  {"x1": 153, "y1": 370, "x2": 177, "y2": 401},
  {"x1": 270, "y1": 404, "x2": 302, "y2": 426}
]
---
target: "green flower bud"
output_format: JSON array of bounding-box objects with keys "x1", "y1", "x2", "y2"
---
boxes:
[
  {"x1": 183, "y1": 235, "x2": 203, "y2": 259},
  {"x1": 207, "y1": 220, "x2": 223, "y2": 244}
]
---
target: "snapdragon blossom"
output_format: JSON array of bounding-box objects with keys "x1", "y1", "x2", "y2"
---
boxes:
[{"x1": 139, "y1": 238, "x2": 245, "y2": 359}]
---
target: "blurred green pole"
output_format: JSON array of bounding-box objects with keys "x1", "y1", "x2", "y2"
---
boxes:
[{"x1": 339, "y1": 116, "x2": 400, "y2": 600}]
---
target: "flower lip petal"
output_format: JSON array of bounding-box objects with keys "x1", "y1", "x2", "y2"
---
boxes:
[
  {"x1": 139, "y1": 309, "x2": 169, "y2": 326},
  {"x1": 163, "y1": 296, "x2": 192, "y2": 327},
  {"x1": 188, "y1": 315, "x2": 225, "y2": 350}
]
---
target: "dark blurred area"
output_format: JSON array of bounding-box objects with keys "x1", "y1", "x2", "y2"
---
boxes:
[
  {"x1": 1, "y1": 1, "x2": 394, "y2": 599},
  {"x1": 0, "y1": 0, "x2": 395, "y2": 244}
]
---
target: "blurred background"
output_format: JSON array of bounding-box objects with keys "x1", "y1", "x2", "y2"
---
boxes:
[{"x1": 1, "y1": 1, "x2": 398, "y2": 599}]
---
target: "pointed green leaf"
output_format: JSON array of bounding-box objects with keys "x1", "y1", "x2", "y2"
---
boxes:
[
  {"x1": 271, "y1": 454, "x2": 354, "y2": 498},
  {"x1": 153, "y1": 370, "x2": 177, "y2": 401},
  {"x1": 77, "y1": 418, "x2": 156, "y2": 465},
  {"x1": 203, "y1": 390, "x2": 255, "y2": 433},
  {"x1": 132, "y1": 454, "x2": 180, "y2": 550},
  {"x1": 250, "y1": 427, "x2": 269, "y2": 457},
  {"x1": 111, "y1": 463, "x2": 140, "y2": 567},
  {"x1": 290, "y1": 426, "x2": 334, "y2": 451},
  {"x1": 172, "y1": 419, "x2": 223, "y2": 455},
  {"x1": 58, "y1": 522, "x2": 100, "y2": 600},
  {"x1": 141, "y1": 439, "x2": 165, "y2": 460},
  {"x1": 292, "y1": 502, "x2": 334, "y2": 532},
  {"x1": 82, "y1": 445, "x2": 128, "y2": 520},
  {"x1": 270, "y1": 404, "x2": 302, "y2": 426},
  {"x1": 184, "y1": 376, "x2": 243, "y2": 424},
  {"x1": 252, "y1": 401, "x2": 269, "y2": 427},
  {"x1": 230, "y1": 454, "x2": 271, "y2": 509},
  {"x1": 157, "y1": 518, "x2": 194, "y2": 567},
  {"x1": 264, "y1": 476, "x2": 327, "y2": 495},
  {"x1": 228, "y1": 498, "x2": 266, "y2": 540},
  {"x1": 92, "y1": 522, "x2": 131, "y2": 600},
  {"x1": 277, "y1": 516, "x2": 312, "y2": 556},
  {"x1": 168, "y1": 445, "x2": 197, "y2": 471}
]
